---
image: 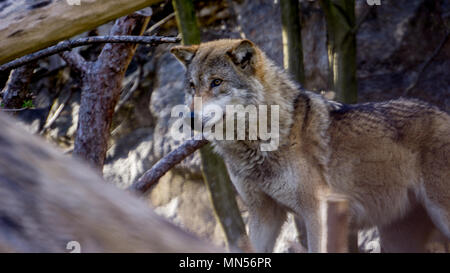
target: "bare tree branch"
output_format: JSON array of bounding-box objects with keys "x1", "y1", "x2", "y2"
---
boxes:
[
  {"x1": 352, "y1": 4, "x2": 374, "y2": 34},
  {"x1": 73, "y1": 15, "x2": 153, "y2": 171},
  {"x1": 59, "y1": 51, "x2": 90, "y2": 75},
  {"x1": 0, "y1": 107, "x2": 28, "y2": 112},
  {"x1": 0, "y1": 35, "x2": 181, "y2": 72},
  {"x1": 130, "y1": 139, "x2": 209, "y2": 194},
  {"x1": 40, "y1": 90, "x2": 74, "y2": 135},
  {"x1": 114, "y1": 66, "x2": 142, "y2": 113},
  {"x1": 403, "y1": 31, "x2": 450, "y2": 96},
  {"x1": 145, "y1": 13, "x2": 176, "y2": 35}
]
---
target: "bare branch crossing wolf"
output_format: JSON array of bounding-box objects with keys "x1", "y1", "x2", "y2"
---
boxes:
[{"x1": 171, "y1": 39, "x2": 450, "y2": 252}]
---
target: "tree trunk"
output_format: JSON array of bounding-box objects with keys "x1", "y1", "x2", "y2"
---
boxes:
[
  {"x1": 70, "y1": 14, "x2": 150, "y2": 171},
  {"x1": 200, "y1": 144, "x2": 248, "y2": 252},
  {"x1": 172, "y1": 0, "x2": 201, "y2": 45},
  {"x1": 280, "y1": 0, "x2": 305, "y2": 85},
  {"x1": 172, "y1": 0, "x2": 249, "y2": 252},
  {"x1": 0, "y1": 0, "x2": 162, "y2": 64},
  {"x1": 0, "y1": 112, "x2": 218, "y2": 253},
  {"x1": 322, "y1": 196, "x2": 350, "y2": 253},
  {"x1": 320, "y1": 0, "x2": 358, "y2": 104}
]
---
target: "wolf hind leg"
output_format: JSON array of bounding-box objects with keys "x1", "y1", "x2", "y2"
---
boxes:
[
  {"x1": 378, "y1": 204, "x2": 436, "y2": 252},
  {"x1": 422, "y1": 194, "x2": 450, "y2": 240},
  {"x1": 421, "y1": 143, "x2": 450, "y2": 240}
]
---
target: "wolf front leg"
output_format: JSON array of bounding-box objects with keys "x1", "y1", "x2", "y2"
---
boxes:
[
  {"x1": 298, "y1": 196, "x2": 328, "y2": 253},
  {"x1": 247, "y1": 193, "x2": 287, "y2": 253},
  {"x1": 303, "y1": 214, "x2": 325, "y2": 253}
]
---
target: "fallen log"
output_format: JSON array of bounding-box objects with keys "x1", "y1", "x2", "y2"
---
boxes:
[{"x1": 0, "y1": 0, "x2": 162, "y2": 64}]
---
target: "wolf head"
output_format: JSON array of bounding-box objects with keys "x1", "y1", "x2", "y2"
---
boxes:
[
  {"x1": 170, "y1": 39, "x2": 266, "y2": 126},
  {"x1": 171, "y1": 39, "x2": 297, "y2": 151}
]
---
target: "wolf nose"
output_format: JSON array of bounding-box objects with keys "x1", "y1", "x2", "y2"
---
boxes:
[{"x1": 190, "y1": 112, "x2": 195, "y2": 129}]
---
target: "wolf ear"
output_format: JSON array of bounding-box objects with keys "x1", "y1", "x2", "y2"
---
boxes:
[
  {"x1": 227, "y1": 39, "x2": 256, "y2": 71},
  {"x1": 170, "y1": 45, "x2": 199, "y2": 66}
]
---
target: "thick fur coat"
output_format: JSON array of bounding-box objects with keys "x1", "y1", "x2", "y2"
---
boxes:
[{"x1": 171, "y1": 39, "x2": 450, "y2": 252}]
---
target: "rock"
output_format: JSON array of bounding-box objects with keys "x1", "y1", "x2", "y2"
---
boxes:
[
  {"x1": 356, "y1": 0, "x2": 450, "y2": 111},
  {"x1": 359, "y1": 228, "x2": 381, "y2": 253},
  {"x1": 104, "y1": 128, "x2": 155, "y2": 188},
  {"x1": 231, "y1": 0, "x2": 283, "y2": 66}
]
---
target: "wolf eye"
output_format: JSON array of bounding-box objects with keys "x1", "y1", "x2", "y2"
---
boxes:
[{"x1": 210, "y1": 79, "x2": 223, "y2": 88}]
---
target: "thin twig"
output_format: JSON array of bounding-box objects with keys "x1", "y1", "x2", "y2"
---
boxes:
[
  {"x1": 0, "y1": 35, "x2": 181, "y2": 72},
  {"x1": 0, "y1": 107, "x2": 28, "y2": 112},
  {"x1": 114, "y1": 66, "x2": 142, "y2": 113},
  {"x1": 60, "y1": 51, "x2": 89, "y2": 74},
  {"x1": 40, "y1": 90, "x2": 73, "y2": 135},
  {"x1": 352, "y1": 4, "x2": 374, "y2": 34},
  {"x1": 403, "y1": 31, "x2": 450, "y2": 96},
  {"x1": 63, "y1": 148, "x2": 74, "y2": 155},
  {"x1": 145, "y1": 13, "x2": 176, "y2": 35},
  {"x1": 129, "y1": 138, "x2": 209, "y2": 194}
]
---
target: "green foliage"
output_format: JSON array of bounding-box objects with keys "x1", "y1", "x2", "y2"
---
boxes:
[{"x1": 22, "y1": 99, "x2": 34, "y2": 109}]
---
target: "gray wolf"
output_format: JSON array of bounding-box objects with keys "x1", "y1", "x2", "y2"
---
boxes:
[{"x1": 171, "y1": 39, "x2": 450, "y2": 252}]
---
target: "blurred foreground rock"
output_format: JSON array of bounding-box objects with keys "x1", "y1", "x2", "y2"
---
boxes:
[{"x1": 0, "y1": 113, "x2": 218, "y2": 253}]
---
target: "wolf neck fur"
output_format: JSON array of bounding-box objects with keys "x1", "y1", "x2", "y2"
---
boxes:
[{"x1": 212, "y1": 59, "x2": 312, "y2": 173}]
